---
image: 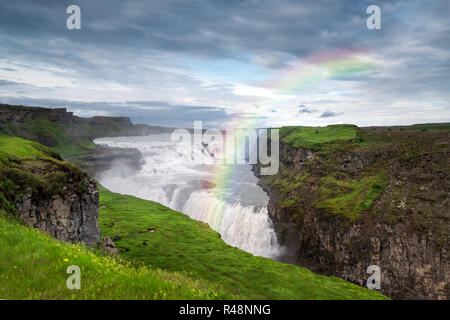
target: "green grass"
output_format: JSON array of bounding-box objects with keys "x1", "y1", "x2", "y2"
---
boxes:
[
  {"x1": 0, "y1": 112, "x2": 95, "y2": 159},
  {"x1": 264, "y1": 166, "x2": 310, "y2": 195},
  {"x1": 98, "y1": 185, "x2": 387, "y2": 300},
  {"x1": 0, "y1": 212, "x2": 231, "y2": 300},
  {"x1": 23, "y1": 116, "x2": 95, "y2": 158},
  {"x1": 317, "y1": 174, "x2": 386, "y2": 221},
  {"x1": 24, "y1": 117, "x2": 67, "y2": 143},
  {"x1": 280, "y1": 124, "x2": 358, "y2": 149},
  {"x1": 262, "y1": 124, "x2": 449, "y2": 237},
  {"x1": 0, "y1": 136, "x2": 61, "y2": 161}
]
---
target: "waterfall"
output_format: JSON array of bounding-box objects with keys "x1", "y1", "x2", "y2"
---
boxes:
[{"x1": 95, "y1": 134, "x2": 283, "y2": 259}]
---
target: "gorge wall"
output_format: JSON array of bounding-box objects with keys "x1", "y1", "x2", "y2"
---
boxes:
[
  {"x1": 255, "y1": 126, "x2": 449, "y2": 299},
  {"x1": 0, "y1": 138, "x2": 101, "y2": 246}
]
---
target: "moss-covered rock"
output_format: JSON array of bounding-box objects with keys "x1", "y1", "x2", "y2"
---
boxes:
[{"x1": 0, "y1": 136, "x2": 101, "y2": 245}]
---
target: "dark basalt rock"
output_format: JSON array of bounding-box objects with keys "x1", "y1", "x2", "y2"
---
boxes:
[{"x1": 16, "y1": 177, "x2": 101, "y2": 247}]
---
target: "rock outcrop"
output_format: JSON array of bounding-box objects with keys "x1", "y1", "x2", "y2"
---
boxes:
[
  {"x1": 16, "y1": 176, "x2": 101, "y2": 246},
  {"x1": 0, "y1": 138, "x2": 103, "y2": 247},
  {"x1": 100, "y1": 236, "x2": 119, "y2": 254}
]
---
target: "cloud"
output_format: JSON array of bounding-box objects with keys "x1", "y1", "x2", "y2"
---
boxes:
[
  {"x1": 0, "y1": 80, "x2": 21, "y2": 86},
  {"x1": 297, "y1": 104, "x2": 317, "y2": 114},
  {"x1": 0, "y1": 0, "x2": 448, "y2": 127},
  {"x1": 319, "y1": 111, "x2": 343, "y2": 118}
]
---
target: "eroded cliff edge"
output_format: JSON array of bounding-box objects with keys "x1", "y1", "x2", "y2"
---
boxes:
[
  {"x1": 254, "y1": 125, "x2": 449, "y2": 299},
  {"x1": 0, "y1": 137, "x2": 101, "y2": 246}
]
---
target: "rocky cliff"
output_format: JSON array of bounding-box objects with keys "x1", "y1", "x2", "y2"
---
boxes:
[
  {"x1": 0, "y1": 137, "x2": 101, "y2": 246},
  {"x1": 16, "y1": 178, "x2": 101, "y2": 246},
  {"x1": 254, "y1": 125, "x2": 449, "y2": 299}
]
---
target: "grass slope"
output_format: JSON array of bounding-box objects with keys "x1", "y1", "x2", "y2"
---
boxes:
[
  {"x1": 280, "y1": 124, "x2": 358, "y2": 149},
  {"x1": 98, "y1": 186, "x2": 387, "y2": 300},
  {"x1": 0, "y1": 213, "x2": 230, "y2": 300},
  {"x1": 0, "y1": 135, "x2": 60, "y2": 160},
  {"x1": 0, "y1": 112, "x2": 93, "y2": 159}
]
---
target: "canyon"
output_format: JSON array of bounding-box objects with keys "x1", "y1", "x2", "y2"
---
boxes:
[{"x1": 1, "y1": 104, "x2": 448, "y2": 299}]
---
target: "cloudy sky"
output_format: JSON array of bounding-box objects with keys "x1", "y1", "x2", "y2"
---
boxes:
[{"x1": 0, "y1": 0, "x2": 449, "y2": 128}]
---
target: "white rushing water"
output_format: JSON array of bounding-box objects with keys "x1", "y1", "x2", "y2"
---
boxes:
[{"x1": 94, "y1": 134, "x2": 283, "y2": 259}]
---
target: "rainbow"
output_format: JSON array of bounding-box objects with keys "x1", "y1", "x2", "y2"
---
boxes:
[
  {"x1": 265, "y1": 48, "x2": 375, "y2": 95},
  {"x1": 208, "y1": 48, "x2": 376, "y2": 201}
]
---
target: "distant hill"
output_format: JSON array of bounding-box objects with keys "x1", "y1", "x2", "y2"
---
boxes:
[
  {"x1": 362, "y1": 123, "x2": 450, "y2": 131},
  {"x1": 0, "y1": 103, "x2": 173, "y2": 159},
  {"x1": 0, "y1": 103, "x2": 176, "y2": 175}
]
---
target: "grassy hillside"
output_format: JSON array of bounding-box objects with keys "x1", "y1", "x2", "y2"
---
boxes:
[
  {"x1": 0, "y1": 135, "x2": 61, "y2": 160},
  {"x1": 0, "y1": 212, "x2": 231, "y2": 300},
  {"x1": 0, "y1": 108, "x2": 94, "y2": 158},
  {"x1": 280, "y1": 124, "x2": 358, "y2": 149},
  {"x1": 98, "y1": 186, "x2": 387, "y2": 300}
]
